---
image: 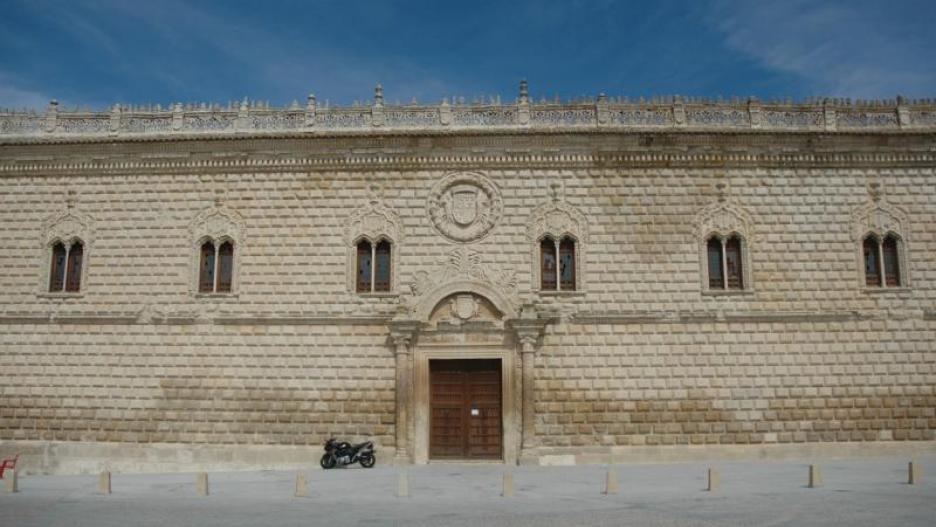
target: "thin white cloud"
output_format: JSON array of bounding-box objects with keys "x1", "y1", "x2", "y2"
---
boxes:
[
  {"x1": 708, "y1": 0, "x2": 936, "y2": 97},
  {"x1": 58, "y1": 0, "x2": 463, "y2": 104},
  {"x1": 0, "y1": 76, "x2": 49, "y2": 110}
]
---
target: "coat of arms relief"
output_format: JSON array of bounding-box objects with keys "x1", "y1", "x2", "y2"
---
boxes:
[{"x1": 428, "y1": 172, "x2": 503, "y2": 242}]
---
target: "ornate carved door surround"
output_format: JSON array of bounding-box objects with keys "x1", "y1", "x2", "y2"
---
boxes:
[{"x1": 389, "y1": 294, "x2": 548, "y2": 465}]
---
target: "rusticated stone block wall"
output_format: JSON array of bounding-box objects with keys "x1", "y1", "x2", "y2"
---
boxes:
[
  {"x1": 0, "y1": 132, "x2": 934, "y2": 453},
  {"x1": 0, "y1": 322, "x2": 394, "y2": 446},
  {"x1": 535, "y1": 318, "x2": 935, "y2": 447}
]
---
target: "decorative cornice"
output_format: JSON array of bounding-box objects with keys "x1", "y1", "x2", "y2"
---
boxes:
[
  {"x1": 3, "y1": 151, "x2": 936, "y2": 177},
  {"x1": 3, "y1": 88, "x2": 934, "y2": 142}
]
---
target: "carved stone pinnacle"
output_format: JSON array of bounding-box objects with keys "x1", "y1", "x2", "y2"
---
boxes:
[
  {"x1": 375, "y1": 84, "x2": 384, "y2": 106},
  {"x1": 715, "y1": 182, "x2": 727, "y2": 202}
]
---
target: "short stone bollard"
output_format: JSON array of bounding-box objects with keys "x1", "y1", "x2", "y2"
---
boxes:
[
  {"x1": 808, "y1": 465, "x2": 822, "y2": 488},
  {"x1": 3, "y1": 469, "x2": 18, "y2": 493},
  {"x1": 295, "y1": 472, "x2": 309, "y2": 497},
  {"x1": 502, "y1": 472, "x2": 515, "y2": 497},
  {"x1": 908, "y1": 461, "x2": 921, "y2": 485},
  {"x1": 604, "y1": 468, "x2": 619, "y2": 495},
  {"x1": 196, "y1": 472, "x2": 209, "y2": 496},
  {"x1": 707, "y1": 468, "x2": 720, "y2": 492},
  {"x1": 396, "y1": 471, "x2": 409, "y2": 498},
  {"x1": 98, "y1": 471, "x2": 111, "y2": 495}
]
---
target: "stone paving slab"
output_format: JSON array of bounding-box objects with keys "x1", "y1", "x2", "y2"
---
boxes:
[{"x1": 1, "y1": 456, "x2": 934, "y2": 526}]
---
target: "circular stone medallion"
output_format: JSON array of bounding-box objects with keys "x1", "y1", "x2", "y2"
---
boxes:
[{"x1": 428, "y1": 172, "x2": 503, "y2": 242}]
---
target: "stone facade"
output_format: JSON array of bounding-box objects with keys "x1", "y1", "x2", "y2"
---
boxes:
[{"x1": 1, "y1": 86, "x2": 935, "y2": 472}]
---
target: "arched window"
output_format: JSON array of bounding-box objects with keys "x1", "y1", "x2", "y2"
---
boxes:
[
  {"x1": 539, "y1": 236, "x2": 577, "y2": 291},
  {"x1": 217, "y1": 241, "x2": 234, "y2": 293},
  {"x1": 48, "y1": 240, "x2": 83, "y2": 293},
  {"x1": 356, "y1": 240, "x2": 372, "y2": 293},
  {"x1": 706, "y1": 238, "x2": 723, "y2": 290},
  {"x1": 864, "y1": 233, "x2": 902, "y2": 288},
  {"x1": 374, "y1": 240, "x2": 392, "y2": 292},
  {"x1": 725, "y1": 235, "x2": 743, "y2": 290},
  {"x1": 199, "y1": 241, "x2": 216, "y2": 293},
  {"x1": 49, "y1": 242, "x2": 67, "y2": 292},
  {"x1": 540, "y1": 238, "x2": 557, "y2": 291},
  {"x1": 559, "y1": 237, "x2": 576, "y2": 291},
  {"x1": 863, "y1": 235, "x2": 881, "y2": 287},
  {"x1": 706, "y1": 234, "x2": 746, "y2": 291},
  {"x1": 883, "y1": 235, "x2": 901, "y2": 287},
  {"x1": 198, "y1": 239, "x2": 235, "y2": 294},
  {"x1": 356, "y1": 238, "x2": 392, "y2": 293}
]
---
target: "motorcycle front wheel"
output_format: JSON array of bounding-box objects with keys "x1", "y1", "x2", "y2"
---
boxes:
[
  {"x1": 359, "y1": 453, "x2": 376, "y2": 468},
  {"x1": 320, "y1": 453, "x2": 337, "y2": 469}
]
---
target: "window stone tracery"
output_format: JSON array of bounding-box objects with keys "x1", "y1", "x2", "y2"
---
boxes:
[
  {"x1": 527, "y1": 186, "x2": 588, "y2": 293},
  {"x1": 189, "y1": 203, "x2": 245, "y2": 296},
  {"x1": 39, "y1": 204, "x2": 94, "y2": 296},
  {"x1": 345, "y1": 198, "x2": 402, "y2": 294},
  {"x1": 695, "y1": 195, "x2": 754, "y2": 294},
  {"x1": 851, "y1": 185, "x2": 910, "y2": 289}
]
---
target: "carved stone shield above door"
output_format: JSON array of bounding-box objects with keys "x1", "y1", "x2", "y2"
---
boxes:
[{"x1": 428, "y1": 172, "x2": 503, "y2": 242}]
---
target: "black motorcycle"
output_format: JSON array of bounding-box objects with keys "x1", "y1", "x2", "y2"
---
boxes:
[{"x1": 320, "y1": 438, "x2": 376, "y2": 469}]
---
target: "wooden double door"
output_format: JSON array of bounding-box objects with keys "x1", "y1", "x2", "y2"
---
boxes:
[{"x1": 429, "y1": 359, "x2": 503, "y2": 459}]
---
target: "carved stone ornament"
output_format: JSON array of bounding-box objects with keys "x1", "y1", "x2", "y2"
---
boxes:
[
  {"x1": 343, "y1": 198, "x2": 403, "y2": 245},
  {"x1": 850, "y1": 200, "x2": 908, "y2": 241},
  {"x1": 526, "y1": 196, "x2": 588, "y2": 243},
  {"x1": 450, "y1": 294, "x2": 481, "y2": 320},
  {"x1": 428, "y1": 172, "x2": 503, "y2": 242},
  {"x1": 410, "y1": 248, "x2": 518, "y2": 301},
  {"x1": 41, "y1": 208, "x2": 94, "y2": 247},
  {"x1": 694, "y1": 200, "x2": 754, "y2": 242},
  {"x1": 189, "y1": 204, "x2": 246, "y2": 244}
]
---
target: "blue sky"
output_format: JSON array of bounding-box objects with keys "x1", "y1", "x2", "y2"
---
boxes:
[{"x1": 1, "y1": 0, "x2": 934, "y2": 110}]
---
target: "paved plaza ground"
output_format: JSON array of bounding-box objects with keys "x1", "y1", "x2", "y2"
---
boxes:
[{"x1": 1, "y1": 456, "x2": 934, "y2": 526}]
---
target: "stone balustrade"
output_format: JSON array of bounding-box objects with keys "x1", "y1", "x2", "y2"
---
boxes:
[{"x1": 2, "y1": 85, "x2": 934, "y2": 139}]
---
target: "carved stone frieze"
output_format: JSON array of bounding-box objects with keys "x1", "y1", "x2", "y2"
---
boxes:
[
  {"x1": 427, "y1": 172, "x2": 503, "y2": 243},
  {"x1": 410, "y1": 247, "x2": 517, "y2": 301}
]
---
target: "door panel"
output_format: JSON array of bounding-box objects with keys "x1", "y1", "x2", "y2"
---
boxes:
[{"x1": 429, "y1": 359, "x2": 502, "y2": 459}]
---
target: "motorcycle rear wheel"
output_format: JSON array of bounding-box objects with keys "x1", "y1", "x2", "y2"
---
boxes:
[
  {"x1": 359, "y1": 453, "x2": 376, "y2": 468},
  {"x1": 320, "y1": 453, "x2": 337, "y2": 469}
]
